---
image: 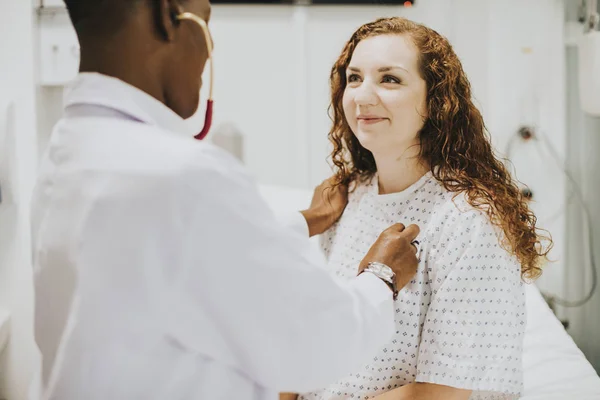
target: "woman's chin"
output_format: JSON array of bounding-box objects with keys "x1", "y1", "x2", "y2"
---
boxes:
[{"x1": 355, "y1": 129, "x2": 383, "y2": 152}]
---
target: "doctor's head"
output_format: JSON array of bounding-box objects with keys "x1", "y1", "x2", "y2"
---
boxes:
[{"x1": 64, "y1": 0, "x2": 212, "y2": 119}]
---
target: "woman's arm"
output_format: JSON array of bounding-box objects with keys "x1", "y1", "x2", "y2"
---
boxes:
[{"x1": 371, "y1": 383, "x2": 471, "y2": 400}]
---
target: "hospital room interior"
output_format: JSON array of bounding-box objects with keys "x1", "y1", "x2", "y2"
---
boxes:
[{"x1": 1, "y1": 0, "x2": 600, "y2": 399}]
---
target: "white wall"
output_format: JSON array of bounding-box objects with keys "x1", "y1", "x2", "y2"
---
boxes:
[{"x1": 0, "y1": 0, "x2": 40, "y2": 398}]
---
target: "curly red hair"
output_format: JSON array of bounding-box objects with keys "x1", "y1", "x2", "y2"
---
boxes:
[{"x1": 328, "y1": 17, "x2": 551, "y2": 280}]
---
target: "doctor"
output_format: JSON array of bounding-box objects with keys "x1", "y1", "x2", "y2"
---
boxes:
[{"x1": 30, "y1": 0, "x2": 421, "y2": 399}]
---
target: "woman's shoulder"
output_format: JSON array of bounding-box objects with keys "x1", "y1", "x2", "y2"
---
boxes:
[
  {"x1": 426, "y1": 187, "x2": 504, "y2": 241},
  {"x1": 431, "y1": 187, "x2": 488, "y2": 221},
  {"x1": 424, "y1": 188, "x2": 522, "y2": 286}
]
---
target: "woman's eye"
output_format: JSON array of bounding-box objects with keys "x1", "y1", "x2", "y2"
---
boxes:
[
  {"x1": 382, "y1": 75, "x2": 401, "y2": 84},
  {"x1": 347, "y1": 74, "x2": 361, "y2": 83}
]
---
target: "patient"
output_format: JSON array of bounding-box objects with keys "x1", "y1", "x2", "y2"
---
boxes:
[{"x1": 281, "y1": 17, "x2": 552, "y2": 400}]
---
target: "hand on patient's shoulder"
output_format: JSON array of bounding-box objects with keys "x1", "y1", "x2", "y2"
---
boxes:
[{"x1": 301, "y1": 176, "x2": 349, "y2": 237}]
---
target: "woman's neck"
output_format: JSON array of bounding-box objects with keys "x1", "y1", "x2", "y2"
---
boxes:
[{"x1": 374, "y1": 148, "x2": 430, "y2": 195}]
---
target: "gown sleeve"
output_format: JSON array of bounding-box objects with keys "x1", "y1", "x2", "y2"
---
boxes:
[{"x1": 416, "y1": 207, "x2": 525, "y2": 399}]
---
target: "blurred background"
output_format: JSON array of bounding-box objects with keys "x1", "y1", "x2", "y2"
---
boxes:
[{"x1": 1, "y1": 0, "x2": 599, "y2": 399}]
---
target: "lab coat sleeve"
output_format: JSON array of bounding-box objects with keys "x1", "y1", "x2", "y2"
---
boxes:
[
  {"x1": 278, "y1": 211, "x2": 310, "y2": 237},
  {"x1": 172, "y1": 148, "x2": 395, "y2": 393}
]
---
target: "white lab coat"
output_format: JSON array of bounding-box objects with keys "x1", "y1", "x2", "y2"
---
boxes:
[{"x1": 31, "y1": 73, "x2": 395, "y2": 400}]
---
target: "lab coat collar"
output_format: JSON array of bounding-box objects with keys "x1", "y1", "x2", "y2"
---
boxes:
[{"x1": 63, "y1": 72, "x2": 192, "y2": 137}]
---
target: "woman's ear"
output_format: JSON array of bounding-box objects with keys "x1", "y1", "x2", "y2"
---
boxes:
[{"x1": 152, "y1": 0, "x2": 184, "y2": 41}]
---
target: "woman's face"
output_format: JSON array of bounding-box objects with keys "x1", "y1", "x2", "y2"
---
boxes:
[{"x1": 342, "y1": 34, "x2": 428, "y2": 157}]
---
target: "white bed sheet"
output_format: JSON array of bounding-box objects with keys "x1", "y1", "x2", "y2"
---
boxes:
[
  {"x1": 258, "y1": 183, "x2": 600, "y2": 400},
  {"x1": 522, "y1": 284, "x2": 600, "y2": 399}
]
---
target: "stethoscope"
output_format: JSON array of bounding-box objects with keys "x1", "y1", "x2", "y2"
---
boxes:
[{"x1": 176, "y1": 12, "x2": 214, "y2": 140}]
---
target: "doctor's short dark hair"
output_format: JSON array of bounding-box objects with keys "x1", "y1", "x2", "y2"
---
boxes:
[
  {"x1": 63, "y1": 0, "x2": 189, "y2": 34},
  {"x1": 63, "y1": 0, "x2": 140, "y2": 33}
]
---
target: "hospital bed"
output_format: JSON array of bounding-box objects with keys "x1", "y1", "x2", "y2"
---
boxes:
[{"x1": 258, "y1": 184, "x2": 600, "y2": 400}]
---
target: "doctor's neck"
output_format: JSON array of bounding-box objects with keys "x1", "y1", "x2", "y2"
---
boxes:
[
  {"x1": 66, "y1": 0, "x2": 212, "y2": 119},
  {"x1": 372, "y1": 142, "x2": 429, "y2": 195},
  {"x1": 78, "y1": 34, "x2": 167, "y2": 107}
]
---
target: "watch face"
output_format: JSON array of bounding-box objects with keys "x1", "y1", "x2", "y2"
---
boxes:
[
  {"x1": 368, "y1": 263, "x2": 394, "y2": 281},
  {"x1": 379, "y1": 267, "x2": 394, "y2": 281}
]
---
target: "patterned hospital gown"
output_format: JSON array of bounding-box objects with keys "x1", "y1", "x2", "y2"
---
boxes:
[{"x1": 299, "y1": 172, "x2": 525, "y2": 400}]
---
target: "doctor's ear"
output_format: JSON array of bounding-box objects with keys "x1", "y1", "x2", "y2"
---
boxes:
[{"x1": 152, "y1": 0, "x2": 184, "y2": 41}]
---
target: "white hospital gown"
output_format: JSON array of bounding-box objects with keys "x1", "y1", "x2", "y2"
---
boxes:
[{"x1": 299, "y1": 172, "x2": 525, "y2": 400}]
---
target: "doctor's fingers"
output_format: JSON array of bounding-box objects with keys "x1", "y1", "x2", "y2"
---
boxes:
[
  {"x1": 384, "y1": 223, "x2": 405, "y2": 233},
  {"x1": 400, "y1": 224, "x2": 420, "y2": 242},
  {"x1": 321, "y1": 177, "x2": 348, "y2": 201},
  {"x1": 311, "y1": 177, "x2": 345, "y2": 205},
  {"x1": 383, "y1": 224, "x2": 420, "y2": 251},
  {"x1": 384, "y1": 223, "x2": 420, "y2": 238}
]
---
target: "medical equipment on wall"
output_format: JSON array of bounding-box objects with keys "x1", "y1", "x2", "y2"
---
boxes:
[
  {"x1": 578, "y1": 0, "x2": 600, "y2": 117},
  {"x1": 578, "y1": 31, "x2": 600, "y2": 117},
  {"x1": 0, "y1": 99, "x2": 19, "y2": 274},
  {"x1": 0, "y1": 309, "x2": 9, "y2": 356},
  {"x1": 504, "y1": 35, "x2": 598, "y2": 311},
  {"x1": 505, "y1": 125, "x2": 598, "y2": 310},
  {"x1": 36, "y1": 6, "x2": 80, "y2": 86},
  {"x1": 0, "y1": 100, "x2": 17, "y2": 354},
  {"x1": 0, "y1": 99, "x2": 17, "y2": 207}
]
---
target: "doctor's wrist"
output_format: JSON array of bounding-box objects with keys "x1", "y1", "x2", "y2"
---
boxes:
[
  {"x1": 359, "y1": 262, "x2": 399, "y2": 300},
  {"x1": 300, "y1": 208, "x2": 330, "y2": 237}
]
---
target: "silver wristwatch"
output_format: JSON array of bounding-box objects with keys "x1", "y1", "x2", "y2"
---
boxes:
[{"x1": 362, "y1": 262, "x2": 399, "y2": 300}]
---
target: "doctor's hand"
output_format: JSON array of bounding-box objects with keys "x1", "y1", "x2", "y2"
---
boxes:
[
  {"x1": 300, "y1": 177, "x2": 348, "y2": 237},
  {"x1": 279, "y1": 393, "x2": 298, "y2": 400},
  {"x1": 358, "y1": 223, "x2": 420, "y2": 290}
]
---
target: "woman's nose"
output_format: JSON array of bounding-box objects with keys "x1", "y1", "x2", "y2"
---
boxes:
[{"x1": 354, "y1": 82, "x2": 378, "y2": 106}]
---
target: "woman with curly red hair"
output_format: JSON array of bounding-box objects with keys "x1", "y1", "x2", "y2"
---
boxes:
[{"x1": 282, "y1": 17, "x2": 552, "y2": 400}]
